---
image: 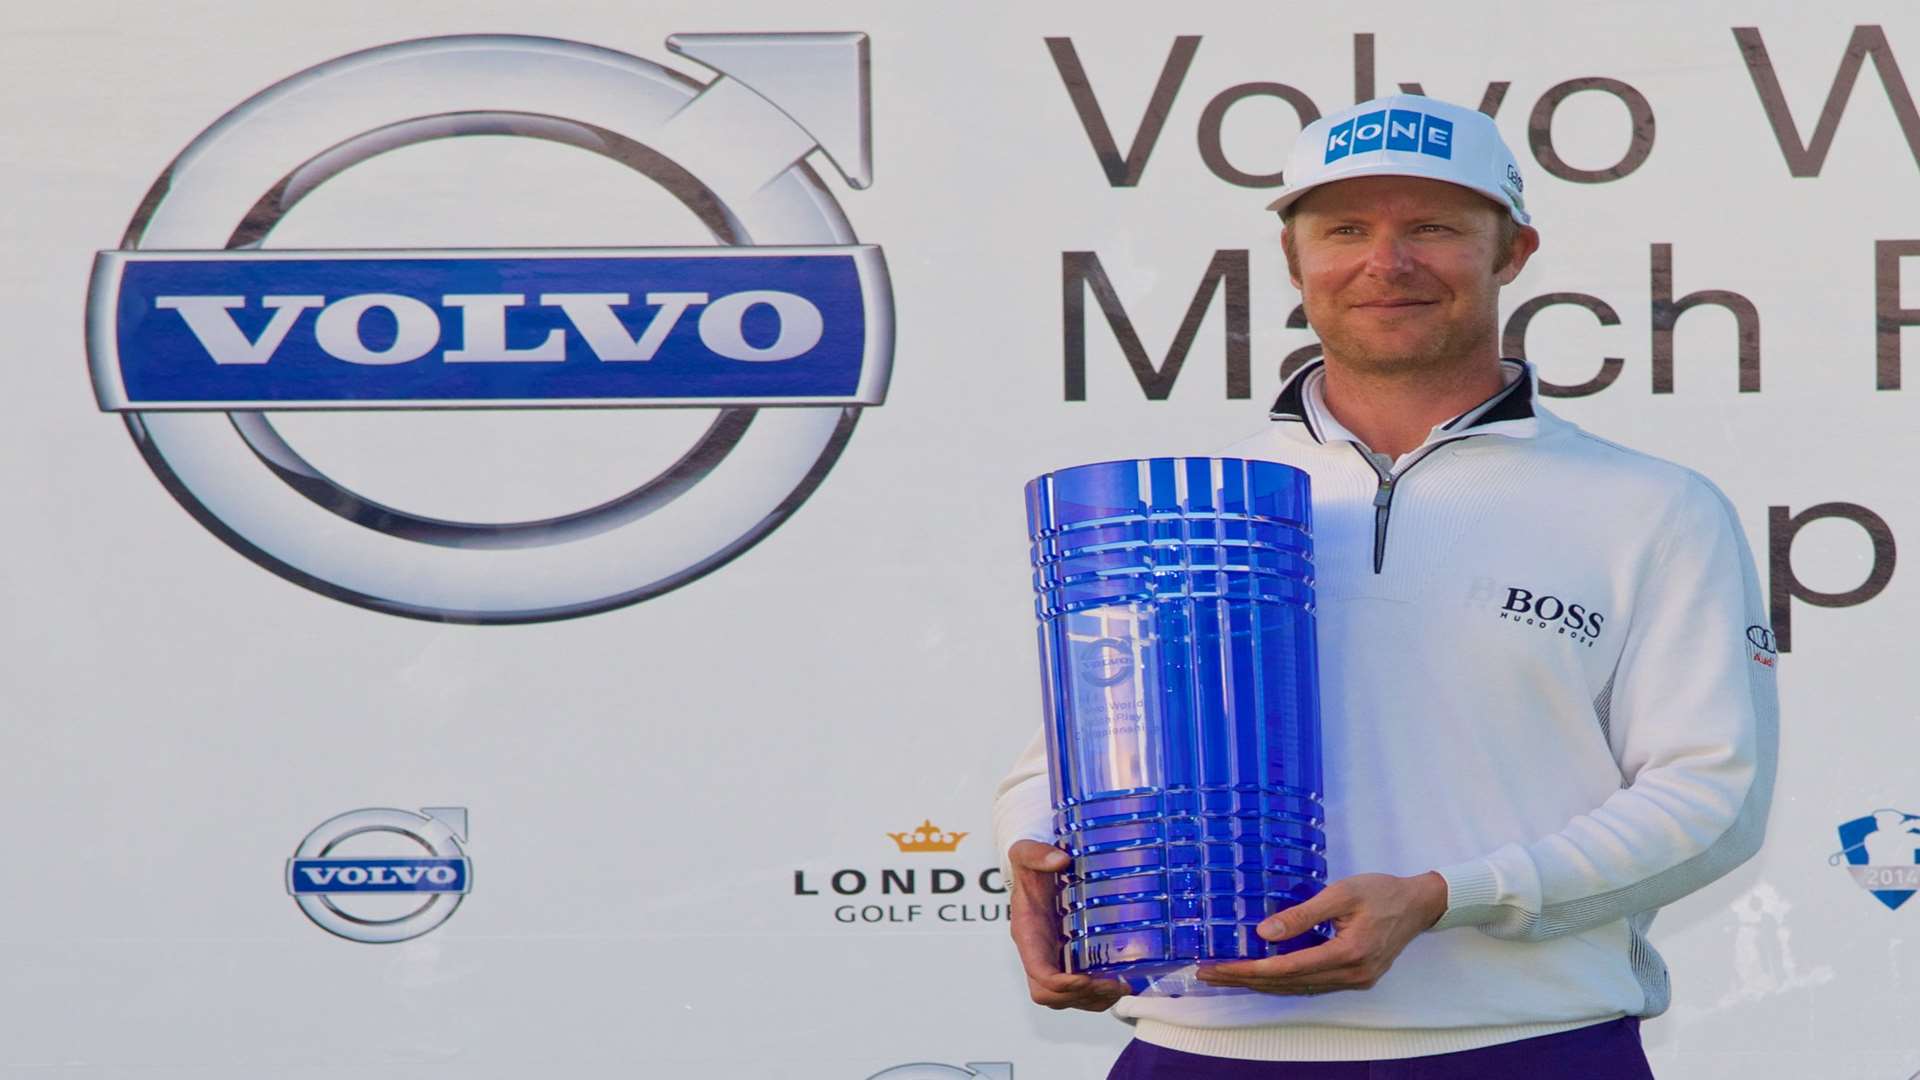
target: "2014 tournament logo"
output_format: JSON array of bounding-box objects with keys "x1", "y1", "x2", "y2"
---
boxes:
[
  {"x1": 288, "y1": 807, "x2": 471, "y2": 943},
  {"x1": 1830, "y1": 808, "x2": 1920, "y2": 911},
  {"x1": 86, "y1": 33, "x2": 891, "y2": 623}
]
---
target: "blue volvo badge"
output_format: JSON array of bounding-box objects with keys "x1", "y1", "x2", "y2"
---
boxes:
[
  {"x1": 287, "y1": 807, "x2": 473, "y2": 944},
  {"x1": 84, "y1": 33, "x2": 892, "y2": 623}
]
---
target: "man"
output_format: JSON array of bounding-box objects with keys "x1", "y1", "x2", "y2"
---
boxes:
[{"x1": 993, "y1": 94, "x2": 1778, "y2": 1078}]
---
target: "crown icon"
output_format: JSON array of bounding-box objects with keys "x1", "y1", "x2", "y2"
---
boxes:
[{"x1": 888, "y1": 819, "x2": 968, "y2": 853}]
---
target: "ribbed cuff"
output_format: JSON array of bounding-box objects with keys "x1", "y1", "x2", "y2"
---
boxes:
[
  {"x1": 992, "y1": 777, "x2": 1057, "y2": 890},
  {"x1": 1429, "y1": 858, "x2": 1505, "y2": 931}
]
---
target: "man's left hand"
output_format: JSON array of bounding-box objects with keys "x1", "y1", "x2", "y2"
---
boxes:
[{"x1": 1195, "y1": 871, "x2": 1449, "y2": 995}]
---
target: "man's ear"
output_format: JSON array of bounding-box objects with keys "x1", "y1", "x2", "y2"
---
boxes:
[
  {"x1": 1282, "y1": 226, "x2": 1302, "y2": 289},
  {"x1": 1495, "y1": 225, "x2": 1542, "y2": 286}
]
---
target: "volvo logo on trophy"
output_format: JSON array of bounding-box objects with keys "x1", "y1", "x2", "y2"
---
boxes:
[{"x1": 85, "y1": 32, "x2": 892, "y2": 623}]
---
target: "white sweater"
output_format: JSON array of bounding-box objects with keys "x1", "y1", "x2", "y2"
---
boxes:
[{"x1": 993, "y1": 359, "x2": 1779, "y2": 1061}]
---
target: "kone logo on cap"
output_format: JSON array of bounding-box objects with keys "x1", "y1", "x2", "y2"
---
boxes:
[
  {"x1": 1325, "y1": 109, "x2": 1454, "y2": 164},
  {"x1": 84, "y1": 33, "x2": 892, "y2": 623}
]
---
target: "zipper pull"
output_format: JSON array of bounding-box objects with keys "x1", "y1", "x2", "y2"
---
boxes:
[{"x1": 1373, "y1": 478, "x2": 1393, "y2": 507}]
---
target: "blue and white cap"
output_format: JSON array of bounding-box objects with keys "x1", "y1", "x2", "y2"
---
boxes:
[{"x1": 1265, "y1": 94, "x2": 1530, "y2": 225}]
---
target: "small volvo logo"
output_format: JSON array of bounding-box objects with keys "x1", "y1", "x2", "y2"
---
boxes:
[
  {"x1": 1078, "y1": 638, "x2": 1135, "y2": 686},
  {"x1": 287, "y1": 807, "x2": 471, "y2": 943},
  {"x1": 86, "y1": 33, "x2": 892, "y2": 623}
]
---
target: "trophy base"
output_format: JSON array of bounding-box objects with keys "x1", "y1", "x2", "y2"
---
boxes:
[
  {"x1": 1117, "y1": 963, "x2": 1241, "y2": 998},
  {"x1": 1081, "y1": 924, "x2": 1336, "y2": 998}
]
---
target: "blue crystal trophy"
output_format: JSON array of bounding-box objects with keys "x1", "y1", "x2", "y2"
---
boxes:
[{"x1": 1024, "y1": 457, "x2": 1330, "y2": 995}]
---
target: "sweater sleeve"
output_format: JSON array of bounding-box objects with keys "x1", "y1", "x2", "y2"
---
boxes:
[
  {"x1": 992, "y1": 729, "x2": 1059, "y2": 890},
  {"x1": 1427, "y1": 474, "x2": 1780, "y2": 940}
]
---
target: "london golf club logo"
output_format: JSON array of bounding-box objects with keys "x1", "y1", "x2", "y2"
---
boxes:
[
  {"x1": 86, "y1": 33, "x2": 892, "y2": 623},
  {"x1": 288, "y1": 807, "x2": 471, "y2": 943},
  {"x1": 792, "y1": 818, "x2": 1009, "y2": 928}
]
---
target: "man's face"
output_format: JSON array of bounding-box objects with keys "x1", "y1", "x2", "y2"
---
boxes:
[{"x1": 1283, "y1": 175, "x2": 1538, "y2": 376}]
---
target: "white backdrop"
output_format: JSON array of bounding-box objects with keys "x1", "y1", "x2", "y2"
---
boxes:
[{"x1": 2, "y1": 2, "x2": 1917, "y2": 1077}]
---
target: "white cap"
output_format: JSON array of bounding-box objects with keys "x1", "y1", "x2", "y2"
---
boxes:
[{"x1": 1264, "y1": 93, "x2": 1531, "y2": 225}]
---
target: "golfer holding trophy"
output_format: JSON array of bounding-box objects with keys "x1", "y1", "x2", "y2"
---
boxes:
[{"x1": 996, "y1": 94, "x2": 1778, "y2": 1079}]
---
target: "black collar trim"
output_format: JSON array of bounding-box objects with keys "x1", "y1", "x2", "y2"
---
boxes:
[
  {"x1": 1270, "y1": 358, "x2": 1535, "y2": 441},
  {"x1": 1448, "y1": 360, "x2": 1537, "y2": 430},
  {"x1": 1268, "y1": 359, "x2": 1326, "y2": 443}
]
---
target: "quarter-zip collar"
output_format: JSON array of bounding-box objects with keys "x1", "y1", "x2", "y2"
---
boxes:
[
  {"x1": 1268, "y1": 357, "x2": 1546, "y2": 574},
  {"x1": 1269, "y1": 358, "x2": 1542, "y2": 461}
]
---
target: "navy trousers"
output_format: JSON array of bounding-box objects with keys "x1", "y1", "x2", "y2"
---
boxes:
[{"x1": 1107, "y1": 1018, "x2": 1657, "y2": 1080}]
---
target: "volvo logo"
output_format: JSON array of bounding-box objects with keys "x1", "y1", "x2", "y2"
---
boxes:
[
  {"x1": 1077, "y1": 638, "x2": 1135, "y2": 687},
  {"x1": 86, "y1": 33, "x2": 892, "y2": 623},
  {"x1": 287, "y1": 807, "x2": 472, "y2": 944}
]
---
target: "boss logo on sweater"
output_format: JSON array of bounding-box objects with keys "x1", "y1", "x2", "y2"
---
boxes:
[{"x1": 1498, "y1": 586, "x2": 1606, "y2": 647}]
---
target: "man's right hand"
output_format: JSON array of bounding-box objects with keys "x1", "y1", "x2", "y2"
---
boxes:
[{"x1": 1008, "y1": 839, "x2": 1129, "y2": 1012}]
